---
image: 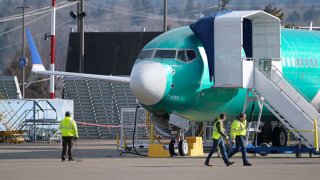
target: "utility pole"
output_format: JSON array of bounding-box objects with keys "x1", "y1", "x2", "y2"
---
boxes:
[
  {"x1": 163, "y1": 0, "x2": 167, "y2": 32},
  {"x1": 79, "y1": 0, "x2": 84, "y2": 73},
  {"x1": 17, "y1": 0, "x2": 30, "y2": 99}
]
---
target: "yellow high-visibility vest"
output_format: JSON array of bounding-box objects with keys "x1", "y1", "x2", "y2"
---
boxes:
[
  {"x1": 59, "y1": 116, "x2": 78, "y2": 137},
  {"x1": 230, "y1": 119, "x2": 247, "y2": 138},
  {"x1": 212, "y1": 119, "x2": 224, "y2": 140}
]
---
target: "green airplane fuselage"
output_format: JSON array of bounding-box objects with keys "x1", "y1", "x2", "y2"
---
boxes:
[{"x1": 135, "y1": 26, "x2": 320, "y2": 122}]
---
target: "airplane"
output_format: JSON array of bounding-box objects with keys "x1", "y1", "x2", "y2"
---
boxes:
[{"x1": 27, "y1": 10, "x2": 320, "y2": 156}]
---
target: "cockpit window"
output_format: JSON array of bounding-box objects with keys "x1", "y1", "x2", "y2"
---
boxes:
[
  {"x1": 186, "y1": 50, "x2": 196, "y2": 61},
  {"x1": 138, "y1": 49, "x2": 154, "y2": 59},
  {"x1": 177, "y1": 50, "x2": 187, "y2": 62},
  {"x1": 154, "y1": 50, "x2": 176, "y2": 59},
  {"x1": 138, "y1": 49, "x2": 197, "y2": 62}
]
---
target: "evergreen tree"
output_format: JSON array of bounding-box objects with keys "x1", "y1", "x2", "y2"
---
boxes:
[{"x1": 264, "y1": 4, "x2": 284, "y2": 20}]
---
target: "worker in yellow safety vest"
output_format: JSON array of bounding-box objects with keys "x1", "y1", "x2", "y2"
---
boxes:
[
  {"x1": 59, "y1": 111, "x2": 78, "y2": 162},
  {"x1": 228, "y1": 113, "x2": 252, "y2": 166},
  {"x1": 204, "y1": 113, "x2": 234, "y2": 167}
]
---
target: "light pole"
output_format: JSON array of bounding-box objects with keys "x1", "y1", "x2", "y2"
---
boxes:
[
  {"x1": 17, "y1": 0, "x2": 30, "y2": 99},
  {"x1": 164, "y1": 0, "x2": 167, "y2": 32},
  {"x1": 69, "y1": 0, "x2": 85, "y2": 73},
  {"x1": 79, "y1": 0, "x2": 84, "y2": 73}
]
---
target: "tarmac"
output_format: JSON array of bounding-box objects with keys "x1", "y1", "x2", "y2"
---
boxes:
[{"x1": 0, "y1": 139, "x2": 319, "y2": 180}]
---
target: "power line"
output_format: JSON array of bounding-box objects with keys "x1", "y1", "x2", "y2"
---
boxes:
[
  {"x1": 0, "y1": 1, "x2": 77, "y2": 23},
  {"x1": 0, "y1": 13, "x2": 51, "y2": 37},
  {"x1": 0, "y1": 1, "x2": 78, "y2": 37},
  {"x1": 0, "y1": 20, "x2": 69, "y2": 51}
]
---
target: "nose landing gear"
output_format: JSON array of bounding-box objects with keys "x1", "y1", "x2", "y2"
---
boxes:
[{"x1": 168, "y1": 129, "x2": 189, "y2": 156}]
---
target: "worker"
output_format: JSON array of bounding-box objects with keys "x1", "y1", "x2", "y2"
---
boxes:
[
  {"x1": 204, "y1": 113, "x2": 235, "y2": 167},
  {"x1": 228, "y1": 113, "x2": 252, "y2": 166},
  {"x1": 59, "y1": 111, "x2": 78, "y2": 162}
]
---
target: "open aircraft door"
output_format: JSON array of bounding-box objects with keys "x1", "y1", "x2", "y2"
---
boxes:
[{"x1": 214, "y1": 10, "x2": 281, "y2": 88}]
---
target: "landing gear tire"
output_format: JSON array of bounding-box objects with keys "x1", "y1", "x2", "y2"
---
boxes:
[
  {"x1": 178, "y1": 140, "x2": 188, "y2": 156},
  {"x1": 272, "y1": 126, "x2": 287, "y2": 147},
  {"x1": 259, "y1": 143, "x2": 270, "y2": 157},
  {"x1": 169, "y1": 139, "x2": 178, "y2": 156},
  {"x1": 0, "y1": 136, "x2": 4, "y2": 143}
]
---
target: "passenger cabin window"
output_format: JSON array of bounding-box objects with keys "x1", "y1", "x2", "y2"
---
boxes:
[
  {"x1": 305, "y1": 59, "x2": 309, "y2": 67},
  {"x1": 310, "y1": 59, "x2": 313, "y2": 67},
  {"x1": 300, "y1": 58, "x2": 304, "y2": 67},
  {"x1": 315, "y1": 59, "x2": 318, "y2": 67},
  {"x1": 154, "y1": 50, "x2": 176, "y2": 59},
  {"x1": 186, "y1": 50, "x2": 196, "y2": 61},
  {"x1": 296, "y1": 58, "x2": 300, "y2": 67},
  {"x1": 138, "y1": 50, "x2": 154, "y2": 59}
]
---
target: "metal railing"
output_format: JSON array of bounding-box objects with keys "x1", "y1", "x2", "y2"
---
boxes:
[{"x1": 255, "y1": 63, "x2": 320, "y2": 124}]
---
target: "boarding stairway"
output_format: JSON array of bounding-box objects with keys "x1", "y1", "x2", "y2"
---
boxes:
[{"x1": 253, "y1": 64, "x2": 320, "y2": 148}]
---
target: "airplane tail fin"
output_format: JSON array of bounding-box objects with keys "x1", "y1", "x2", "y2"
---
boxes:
[{"x1": 26, "y1": 29, "x2": 46, "y2": 72}]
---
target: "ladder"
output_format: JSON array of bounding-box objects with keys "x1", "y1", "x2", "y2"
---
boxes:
[{"x1": 253, "y1": 64, "x2": 320, "y2": 148}]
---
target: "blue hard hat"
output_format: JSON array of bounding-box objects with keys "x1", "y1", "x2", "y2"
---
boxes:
[{"x1": 65, "y1": 111, "x2": 71, "y2": 116}]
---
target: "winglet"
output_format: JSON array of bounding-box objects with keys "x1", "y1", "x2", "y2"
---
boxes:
[{"x1": 26, "y1": 29, "x2": 46, "y2": 72}]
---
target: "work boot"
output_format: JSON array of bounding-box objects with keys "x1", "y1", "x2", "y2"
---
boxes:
[
  {"x1": 61, "y1": 158, "x2": 65, "y2": 162},
  {"x1": 226, "y1": 161, "x2": 235, "y2": 166},
  {"x1": 204, "y1": 159, "x2": 212, "y2": 166},
  {"x1": 243, "y1": 162, "x2": 252, "y2": 166},
  {"x1": 68, "y1": 158, "x2": 74, "y2": 162}
]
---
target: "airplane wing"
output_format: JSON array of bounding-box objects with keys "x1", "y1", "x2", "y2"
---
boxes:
[{"x1": 26, "y1": 29, "x2": 130, "y2": 83}]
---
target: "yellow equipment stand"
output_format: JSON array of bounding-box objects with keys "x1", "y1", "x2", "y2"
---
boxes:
[
  {"x1": 147, "y1": 137, "x2": 204, "y2": 158},
  {"x1": 186, "y1": 136, "x2": 204, "y2": 156},
  {"x1": 148, "y1": 144, "x2": 170, "y2": 158}
]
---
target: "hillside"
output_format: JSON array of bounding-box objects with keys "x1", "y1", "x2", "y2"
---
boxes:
[{"x1": 0, "y1": 0, "x2": 319, "y2": 75}]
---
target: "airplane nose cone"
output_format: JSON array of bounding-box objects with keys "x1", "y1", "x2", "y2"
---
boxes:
[{"x1": 130, "y1": 61, "x2": 169, "y2": 105}]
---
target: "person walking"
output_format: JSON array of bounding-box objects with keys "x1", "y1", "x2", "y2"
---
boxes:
[
  {"x1": 204, "y1": 113, "x2": 234, "y2": 167},
  {"x1": 59, "y1": 111, "x2": 78, "y2": 162},
  {"x1": 228, "y1": 112, "x2": 252, "y2": 166}
]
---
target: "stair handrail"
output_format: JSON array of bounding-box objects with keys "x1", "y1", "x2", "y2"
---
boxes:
[
  {"x1": 16, "y1": 109, "x2": 43, "y2": 130},
  {"x1": 271, "y1": 65, "x2": 313, "y2": 104},
  {"x1": 254, "y1": 63, "x2": 320, "y2": 124},
  {"x1": 4, "y1": 100, "x2": 33, "y2": 130},
  {"x1": 36, "y1": 100, "x2": 58, "y2": 121},
  {"x1": 0, "y1": 95, "x2": 21, "y2": 129},
  {"x1": 8, "y1": 101, "x2": 45, "y2": 130}
]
